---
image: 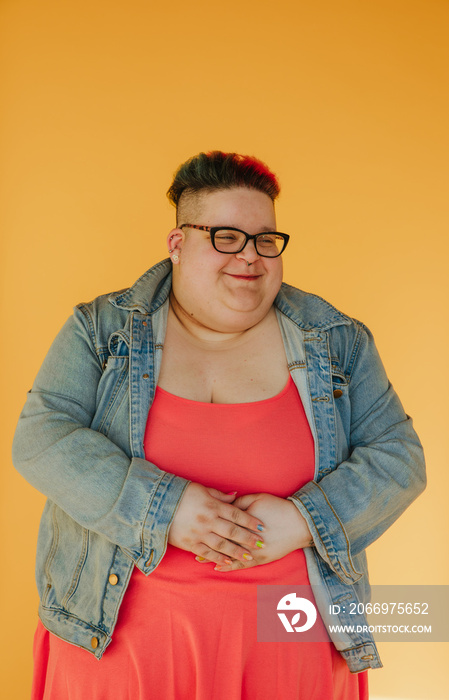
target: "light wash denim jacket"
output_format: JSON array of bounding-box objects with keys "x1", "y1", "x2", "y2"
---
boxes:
[{"x1": 12, "y1": 259, "x2": 426, "y2": 673}]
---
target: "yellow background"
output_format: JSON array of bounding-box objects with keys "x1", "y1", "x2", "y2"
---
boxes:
[{"x1": 1, "y1": 0, "x2": 448, "y2": 697}]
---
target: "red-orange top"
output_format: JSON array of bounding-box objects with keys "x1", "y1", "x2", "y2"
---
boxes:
[{"x1": 32, "y1": 376, "x2": 367, "y2": 699}]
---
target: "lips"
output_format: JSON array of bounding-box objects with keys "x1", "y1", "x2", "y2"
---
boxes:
[{"x1": 225, "y1": 273, "x2": 261, "y2": 280}]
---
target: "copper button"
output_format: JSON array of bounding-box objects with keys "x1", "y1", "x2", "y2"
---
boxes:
[
  {"x1": 142, "y1": 321, "x2": 147, "y2": 326},
  {"x1": 142, "y1": 373, "x2": 149, "y2": 379},
  {"x1": 91, "y1": 637, "x2": 99, "y2": 650},
  {"x1": 333, "y1": 389, "x2": 343, "y2": 399},
  {"x1": 108, "y1": 574, "x2": 119, "y2": 586}
]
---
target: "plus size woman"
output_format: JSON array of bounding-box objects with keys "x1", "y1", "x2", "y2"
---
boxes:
[{"x1": 13, "y1": 151, "x2": 426, "y2": 699}]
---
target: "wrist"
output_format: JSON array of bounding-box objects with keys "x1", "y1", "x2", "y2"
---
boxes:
[{"x1": 288, "y1": 501, "x2": 313, "y2": 549}]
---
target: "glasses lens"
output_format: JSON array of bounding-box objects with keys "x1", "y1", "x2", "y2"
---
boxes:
[
  {"x1": 213, "y1": 229, "x2": 247, "y2": 252},
  {"x1": 255, "y1": 234, "x2": 286, "y2": 257},
  {"x1": 213, "y1": 229, "x2": 287, "y2": 256}
]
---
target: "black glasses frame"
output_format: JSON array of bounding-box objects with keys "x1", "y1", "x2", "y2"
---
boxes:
[{"x1": 179, "y1": 224, "x2": 289, "y2": 258}]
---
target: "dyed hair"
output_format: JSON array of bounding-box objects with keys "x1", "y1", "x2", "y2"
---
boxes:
[{"x1": 167, "y1": 151, "x2": 280, "y2": 219}]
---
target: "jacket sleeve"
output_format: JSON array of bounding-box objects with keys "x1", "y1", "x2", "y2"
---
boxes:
[
  {"x1": 11, "y1": 306, "x2": 190, "y2": 574},
  {"x1": 289, "y1": 323, "x2": 426, "y2": 584}
]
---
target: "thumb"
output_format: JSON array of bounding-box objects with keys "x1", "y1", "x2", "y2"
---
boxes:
[
  {"x1": 206, "y1": 488, "x2": 238, "y2": 503},
  {"x1": 233, "y1": 493, "x2": 261, "y2": 510}
]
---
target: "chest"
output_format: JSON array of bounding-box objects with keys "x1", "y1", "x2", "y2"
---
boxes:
[{"x1": 157, "y1": 314, "x2": 290, "y2": 404}]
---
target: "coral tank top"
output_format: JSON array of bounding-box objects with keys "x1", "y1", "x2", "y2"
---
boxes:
[{"x1": 32, "y1": 376, "x2": 368, "y2": 699}]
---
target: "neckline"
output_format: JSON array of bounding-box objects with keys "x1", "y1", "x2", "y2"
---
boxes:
[{"x1": 155, "y1": 375, "x2": 293, "y2": 407}]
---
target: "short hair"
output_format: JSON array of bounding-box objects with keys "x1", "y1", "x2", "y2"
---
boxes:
[{"x1": 166, "y1": 151, "x2": 280, "y2": 215}]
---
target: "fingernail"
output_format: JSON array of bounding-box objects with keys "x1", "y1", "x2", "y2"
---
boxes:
[
  {"x1": 243, "y1": 553, "x2": 253, "y2": 561},
  {"x1": 257, "y1": 524, "x2": 264, "y2": 532},
  {"x1": 195, "y1": 556, "x2": 206, "y2": 562},
  {"x1": 214, "y1": 566, "x2": 222, "y2": 571},
  {"x1": 226, "y1": 491, "x2": 237, "y2": 496},
  {"x1": 224, "y1": 558, "x2": 233, "y2": 565},
  {"x1": 256, "y1": 540, "x2": 265, "y2": 549}
]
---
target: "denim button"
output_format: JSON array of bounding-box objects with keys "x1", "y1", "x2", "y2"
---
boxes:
[
  {"x1": 142, "y1": 321, "x2": 147, "y2": 326},
  {"x1": 143, "y1": 373, "x2": 149, "y2": 379},
  {"x1": 333, "y1": 389, "x2": 343, "y2": 399},
  {"x1": 108, "y1": 574, "x2": 119, "y2": 585},
  {"x1": 91, "y1": 637, "x2": 99, "y2": 649}
]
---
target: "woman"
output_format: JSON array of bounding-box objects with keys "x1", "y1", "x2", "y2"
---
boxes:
[{"x1": 13, "y1": 151, "x2": 426, "y2": 699}]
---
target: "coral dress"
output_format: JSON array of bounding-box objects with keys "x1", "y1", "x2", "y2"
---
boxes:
[{"x1": 32, "y1": 377, "x2": 368, "y2": 699}]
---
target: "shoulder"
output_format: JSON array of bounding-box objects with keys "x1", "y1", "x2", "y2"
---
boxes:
[
  {"x1": 275, "y1": 282, "x2": 366, "y2": 332},
  {"x1": 72, "y1": 259, "x2": 172, "y2": 345},
  {"x1": 275, "y1": 282, "x2": 374, "y2": 372}
]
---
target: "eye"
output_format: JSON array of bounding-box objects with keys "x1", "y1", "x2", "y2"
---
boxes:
[
  {"x1": 215, "y1": 232, "x2": 239, "y2": 242},
  {"x1": 213, "y1": 230, "x2": 244, "y2": 250},
  {"x1": 257, "y1": 234, "x2": 278, "y2": 247}
]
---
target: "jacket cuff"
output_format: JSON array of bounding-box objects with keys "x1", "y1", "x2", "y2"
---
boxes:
[
  {"x1": 124, "y1": 460, "x2": 190, "y2": 574},
  {"x1": 289, "y1": 481, "x2": 363, "y2": 584}
]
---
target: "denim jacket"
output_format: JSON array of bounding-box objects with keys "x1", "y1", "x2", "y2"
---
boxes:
[{"x1": 12, "y1": 259, "x2": 426, "y2": 673}]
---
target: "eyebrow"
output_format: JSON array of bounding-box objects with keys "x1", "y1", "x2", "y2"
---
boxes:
[{"x1": 215, "y1": 225, "x2": 278, "y2": 233}]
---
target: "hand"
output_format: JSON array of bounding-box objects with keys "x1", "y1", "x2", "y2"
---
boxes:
[
  {"x1": 168, "y1": 483, "x2": 265, "y2": 567},
  {"x1": 197, "y1": 493, "x2": 313, "y2": 572}
]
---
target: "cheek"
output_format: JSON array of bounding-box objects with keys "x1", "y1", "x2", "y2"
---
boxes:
[{"x1": 265, "y1": 261, "x2": 283, "y2": 287}]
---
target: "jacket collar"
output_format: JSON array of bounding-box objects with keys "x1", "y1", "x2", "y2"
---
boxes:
[
  {"x1": 109, "y1": 259, "x2": 351, "y2": 330},
  {"x1": 109, "y1": 259, "x2": 173, "y2": 314},
  {"x1": 275, "y1": 282, "x2": 352, "y2": 331}
]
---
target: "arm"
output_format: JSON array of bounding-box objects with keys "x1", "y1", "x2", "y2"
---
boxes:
[
  {"x1": 12, "y1": 307, "x2": 188, "y2": 573},
  {"x1": 290, "y1": 322, "x2": 426, "y2": 583},
  {"x1": 12, "y1": 306, "x2": 263, "y2": 573}
]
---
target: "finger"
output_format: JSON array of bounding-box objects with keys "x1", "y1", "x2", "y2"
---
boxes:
[
  {"x1": 233, "y1": 493, "x2": 261, "y2": 510},
  {"x1": 215, "y1": 559, "x2": 252, "y2": 572},
  {"x1": 219, "y1": 502, "x2": 265, "y2": 533},
  {"x1": 206, "y1": 488, "x2": 238, "y2": 503},
  {"x1": 214, "y1": 519, "x2": 265, "y2": 551},
  {"x1": 193, "y1": 544, "x2": 243, "y2": 567},
  {"x1": 203, "y1": 532, "x2": 258, "y2": 563}
]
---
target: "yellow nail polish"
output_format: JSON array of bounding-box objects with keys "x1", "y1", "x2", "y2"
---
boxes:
[
  {"x1": 243, "y1": 553, "x2": 253, "y2": 561},
  {"x1": 196, "y1": 556, "x2": 206, "y2": 562}
]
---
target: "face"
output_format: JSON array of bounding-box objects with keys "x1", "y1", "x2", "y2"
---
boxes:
[{"x1": 168, "y1": 187, "x2": 284, "y2": 334}]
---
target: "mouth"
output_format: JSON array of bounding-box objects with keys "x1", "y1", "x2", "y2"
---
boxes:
[{"x1": 225, "y1": 273, "x2": 262, "y2": 281}]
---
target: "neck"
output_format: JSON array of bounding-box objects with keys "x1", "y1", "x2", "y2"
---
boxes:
[{"x1": 169, "y1": 291, "x2": 263, "y2": 345}]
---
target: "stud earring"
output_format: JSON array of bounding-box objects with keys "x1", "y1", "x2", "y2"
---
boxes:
[{"x1": 172, "y1": 254, "x2": 179, "y2": 262}]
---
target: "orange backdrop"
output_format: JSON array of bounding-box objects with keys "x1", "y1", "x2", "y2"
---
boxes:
[{"x1": 1, "y1": 1, "x2": 448, "y2": 698}]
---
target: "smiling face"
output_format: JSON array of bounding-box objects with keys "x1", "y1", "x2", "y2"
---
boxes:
[{"x1": 169, "y1": 187, "x2": 284, "y2": 334}]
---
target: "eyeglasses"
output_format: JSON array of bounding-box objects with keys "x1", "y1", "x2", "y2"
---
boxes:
[{"x1": 179, "y1": 224, "x2": 290, "y2": 258}]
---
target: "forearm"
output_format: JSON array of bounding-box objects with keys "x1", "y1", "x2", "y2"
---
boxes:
[
  {"x1": 290, "y1": 406, "x2": 426, "y2": 583},
  {"x1": 12, "y1": 394, "x2": 190, "y2": 569}
]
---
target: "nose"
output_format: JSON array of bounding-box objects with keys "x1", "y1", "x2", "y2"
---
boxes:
[{"x1": 235, "y1": 238, "x2": 260, "y2": 265}]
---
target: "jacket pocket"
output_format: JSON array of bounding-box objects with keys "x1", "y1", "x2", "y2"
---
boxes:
[
  {"x1": 41, "y1": 505, "x2": 89, "y2": 610},
  {"x1": 91, "y1": 356, "x2": 129, "y2": 435}
]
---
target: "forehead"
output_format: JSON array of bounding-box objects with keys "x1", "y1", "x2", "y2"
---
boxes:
[{"x1": 180, "y1": 187, "x2": 276, "y2": 230}]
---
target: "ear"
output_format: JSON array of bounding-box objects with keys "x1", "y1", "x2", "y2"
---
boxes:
[{"x1": 167, "y1": 228, "x2": 184, "y2": 264}]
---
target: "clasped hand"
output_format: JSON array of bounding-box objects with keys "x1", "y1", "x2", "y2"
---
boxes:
[{"x1": 168, "y1": 484, "x2": 312, "y2": 572}]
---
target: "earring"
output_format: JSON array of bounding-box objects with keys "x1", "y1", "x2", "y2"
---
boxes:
[
  {"x1": 168, "y1": 248, "x2": 174, "y2": 253},
  {"x1": 172, "y1": 254, "x2": 179, "y2": 262}
]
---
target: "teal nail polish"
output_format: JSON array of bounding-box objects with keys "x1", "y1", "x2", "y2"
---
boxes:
[{"x1": 257, "y1": 524, "x2": 264, "y2": 532}]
